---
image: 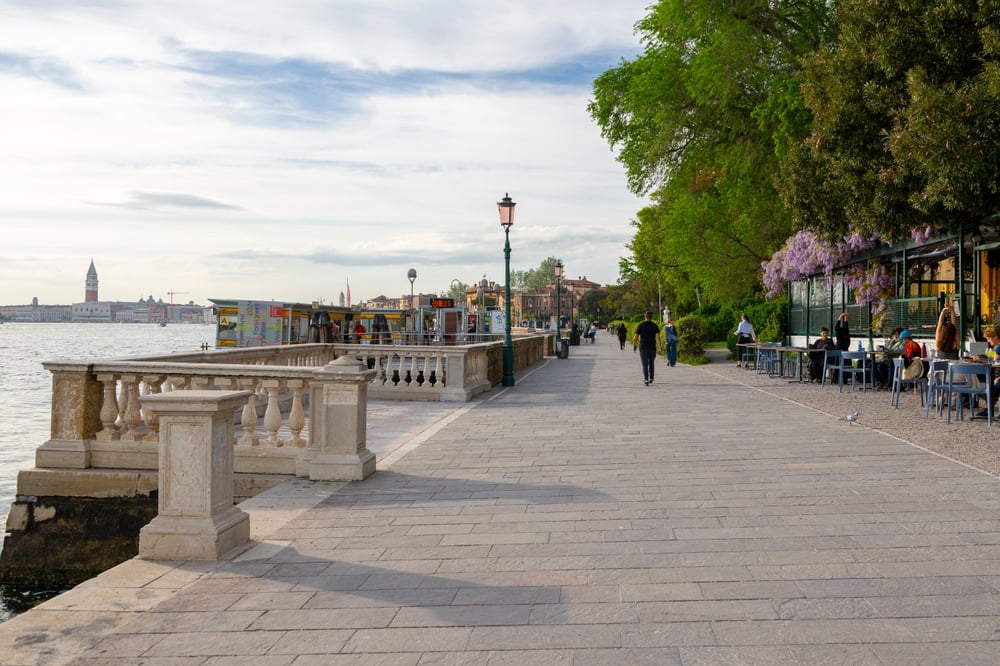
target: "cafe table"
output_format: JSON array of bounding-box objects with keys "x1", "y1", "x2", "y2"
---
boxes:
[{"x1": 773, "y1": 345, "x2": 813, "y2": 383}]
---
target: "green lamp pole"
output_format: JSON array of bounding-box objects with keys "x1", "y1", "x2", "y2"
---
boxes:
[
  {"x1": 554, "y1": 260, "x2": 563, "y2": 338},
  {"x1": 498, "y1": 193, "x2": 516, "y2": 387}
]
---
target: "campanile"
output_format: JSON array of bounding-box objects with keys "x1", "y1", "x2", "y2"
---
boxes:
[{"x1": 85, "y1": 259, "x2": 98, "y2": 302}]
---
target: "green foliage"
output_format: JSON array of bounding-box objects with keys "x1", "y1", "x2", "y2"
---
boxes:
[
  {"x1": 781, "y1": 0, "x2": 1000, "y2": 241},
  {"x1": 444, "y1": 282, "x2": 469, "y2": 301},
  {"x1": 589, "y1": 0, "x2": 832, "y2": 307},
  {"x1": 578, "y1": 289, "x2": 609, "y2": 321},
  {"x1": 676, "y1": 314, "x2": 709, "y2": 359}
]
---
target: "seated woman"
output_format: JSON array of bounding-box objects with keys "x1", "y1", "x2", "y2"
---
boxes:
[
  {"x1": 971, "y1": 325, "x2": 1000, "y2": 418},
  {"x1": 808, "y1": 327, "x2": 836, "y2": 382},
  {"x1": 934, "y1": 302, "x2": 961, "y2": 359},
  {"x1": 874, "y1": 327, "x2": 904, "y2": 389}
]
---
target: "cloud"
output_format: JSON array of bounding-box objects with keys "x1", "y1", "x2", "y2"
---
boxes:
[
  {"x1": 102, "y1": 191, "x2": 243, "y2": 211},
  {"x1": 0, "y1": 51, "x2": 86, "y2": 90},
  {"x1": 0, "y1": 0, "x2": 649, "y2": 307}
]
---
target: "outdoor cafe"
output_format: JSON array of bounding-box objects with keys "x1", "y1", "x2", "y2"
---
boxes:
[{"x1": 756, "y1": 218, "x2": 1000, "y2": 425}]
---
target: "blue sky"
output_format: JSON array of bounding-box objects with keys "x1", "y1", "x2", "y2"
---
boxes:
[{"x1": 0, "y1": 1, "x2": 649, "y2": 306}]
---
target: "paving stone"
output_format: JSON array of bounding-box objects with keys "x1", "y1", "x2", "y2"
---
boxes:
[{"x1": 4, "y1": 342, "x2": 1000, "y2": 663}]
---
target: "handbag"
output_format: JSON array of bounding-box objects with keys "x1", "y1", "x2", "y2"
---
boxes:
[{"x1": 901, "y1": 357, "x2": 924, "y2": 380}]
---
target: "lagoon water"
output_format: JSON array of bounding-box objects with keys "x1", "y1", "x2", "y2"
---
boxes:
[{"x1": 0, "y1": 322, "x2": 215, "y2": 622}]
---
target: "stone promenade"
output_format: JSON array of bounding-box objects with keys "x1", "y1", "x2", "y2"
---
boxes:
[{"x1": 1, "y1": 337, "x2": 999, "y2": 664}]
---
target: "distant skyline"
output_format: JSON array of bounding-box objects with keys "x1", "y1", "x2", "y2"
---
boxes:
[{"x1": 0, "y1": 1, "x2": 649, "y2": 307}]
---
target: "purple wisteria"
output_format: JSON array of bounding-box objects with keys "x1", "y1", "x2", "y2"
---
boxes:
[
  {"x1": 762, "y1": 230, "x2": 879, "y2": 297},
  {"x1": 762, "y1": 229, "x2": 896, "y2": 328}
]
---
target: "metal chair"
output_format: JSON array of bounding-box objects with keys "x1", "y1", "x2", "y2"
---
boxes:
[
  {"x1": 945, "y1": 363, "x2": 992, "y2": 425},
  {"x1": 924, "y1": 359, "x2": 949, "y2": 417},
  {"x1": 756, "y1": 344, "x2": 781, "y2": 377},
  {"x1": 890, "y1": 356, "x2": 927, "y2": 407},
  {"x1": 836, "y1": 351, "x2": 871, "y2": 392},
  {"x1": 820, "y1": 350, "x2": 841, "y2": 386}
]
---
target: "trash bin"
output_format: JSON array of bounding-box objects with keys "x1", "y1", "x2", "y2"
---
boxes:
[{"x1": 557, "y1": 338, "x2": 569, "y2": 359}]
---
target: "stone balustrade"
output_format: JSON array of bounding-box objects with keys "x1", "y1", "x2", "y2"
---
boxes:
[{"x1": 33, "y1": 335, "x2": 550, "y2": 478}]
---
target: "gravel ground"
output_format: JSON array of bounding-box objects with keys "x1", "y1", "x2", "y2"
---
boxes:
[{"x1": 701, "y1": 349, "x2": 1000, "y2": 478}]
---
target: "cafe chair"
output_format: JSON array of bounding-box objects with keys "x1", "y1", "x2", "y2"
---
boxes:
[
  {"x1": 756, "y1": 344, "x2": 781, "y2": 377},
  {"x1": 821, "y1": 350, "x2": 841, "y2": 386},
  {"x1": 890, "y1": 356, "x2": 927, "y2": 407},
  {"x1": 945, "y1": 362, "x2": 992, "y2": 425},
  {"x1": 923, "y1": 359, "x2": 949, "y2": 417},
  {"x1": 837, "y1": 351, "x2": 871, "y2": 392}
]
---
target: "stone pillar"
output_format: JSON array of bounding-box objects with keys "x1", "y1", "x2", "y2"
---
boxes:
[
  {"x1": 35, "y1": 363, "x2": 103, "y2": 469},
  {"x1": 303, "y1": 356, "x2": 376, "y2": 481},
  {"x1": 138, "y1": 390, "x2": 250, "y2": 560}
]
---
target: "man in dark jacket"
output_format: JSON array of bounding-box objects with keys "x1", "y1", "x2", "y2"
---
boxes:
[{"x1": 632, "y1": 311, "x2": 662, "y2": 386}]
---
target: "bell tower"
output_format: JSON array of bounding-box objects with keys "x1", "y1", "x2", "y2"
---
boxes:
[{"x1": 85, "y1": 259, "x2": 98, "y2": 302}]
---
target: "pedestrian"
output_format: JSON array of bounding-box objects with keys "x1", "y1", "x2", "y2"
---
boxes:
[
  {"x1": 617, "y1": 322, "x2": 627, "y2": 350},
  {"x1": 834, "y1": 311, "x2": 851, "y2": 351},
  {"x1": 663, "y1": 318, "x2": 679, "y2": 367},
  {"x1": 734, "y1": 314, "x2": 757, "y2": 367},
  {"x1": 632, "y1": 310, "x2": 662, "y2": 386}
]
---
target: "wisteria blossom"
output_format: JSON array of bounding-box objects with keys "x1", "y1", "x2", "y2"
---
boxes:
[
  {"x1": 761, "y1": 230, "x2": 879, "y2": 297},
  {"x1": 762, "y1": 229, "x2": 895, "y2": 328}
]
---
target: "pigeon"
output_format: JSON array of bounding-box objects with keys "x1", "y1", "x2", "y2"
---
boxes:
[{"x1": 844, "y1": 411, "x2": 859, "y2": 423}]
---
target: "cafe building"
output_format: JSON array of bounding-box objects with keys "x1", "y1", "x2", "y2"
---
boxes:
[{"x1": 787, "y1": 215, "x2": 1000, "y2": 352}]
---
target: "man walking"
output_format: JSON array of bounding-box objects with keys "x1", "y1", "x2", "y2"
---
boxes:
[{"x1": 632, "y1": 311, "x2": 662, "y2": 386}]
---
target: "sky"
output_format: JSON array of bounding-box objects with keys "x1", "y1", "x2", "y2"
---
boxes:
[{"x1": 0, "y1": 1, "x2": 650, "y2": 307}]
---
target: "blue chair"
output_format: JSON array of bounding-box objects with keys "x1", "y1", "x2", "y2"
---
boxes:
[
  {"x1": 890, "y1": 356, "x2": 927, "y2": 407},
  {"x1": 945, "y1": 363, "x2": 992, "y2": 425},
  {"x1": 924, "y1": 359, "x2": 949, "y2": 417},
  {"x1": 756, "y1": 344, "x2": 781, "y2": 377},
  {"x1": 821, "y1": 350, "x2": 841, "y2": 386},
  {"x1": 837, "y1": 351, "x2": 871, "y2": 392}
]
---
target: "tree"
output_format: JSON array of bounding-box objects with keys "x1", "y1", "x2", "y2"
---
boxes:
[
  {"x1": 523, "y1": 257, "x2": 562, "y2": 293},
  {"x1": 444, "y1": 281, "x2": 468, "y2": 302},
  {"x1": 589, "y1": 0, "x2": 832, "y2": 304},
  {"x1": 780, "y1": 0, "x2": 1000, "y2": 241},
  {"x1": 578, "y1": 289, "x2": 609, "y2": 321}
]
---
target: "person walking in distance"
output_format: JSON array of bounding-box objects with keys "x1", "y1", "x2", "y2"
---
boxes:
[
  {"x1": 663, "y1": 318, "x2": 679, "y2": 367},
  {"x1": 617, "y1": 323, "x2": 627, "y2": 350},
  {"x1": 632, "y1": 311, "x2": 662, "y2": 386}
]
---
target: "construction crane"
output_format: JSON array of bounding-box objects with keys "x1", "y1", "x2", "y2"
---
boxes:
[{"x1": 167, "y1": 290, "x2": 189, "y2": 304}]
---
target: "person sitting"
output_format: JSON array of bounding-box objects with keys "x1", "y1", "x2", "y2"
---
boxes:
[
  {"x1": 898, "y1": 330, "x2": 923, "y2": 382},
  {"x1": 874, "y1": 327, "x2": 904, "y2": 389},
  {"x1": 808, "y1": 327, "x2": 836, "y2": 382},
  {"x1": 934, "y1": 302, "x2": 961, "y2": 359},
  {"x1": 972, "y1": 325, "x2": 1000, "y2": 419}
]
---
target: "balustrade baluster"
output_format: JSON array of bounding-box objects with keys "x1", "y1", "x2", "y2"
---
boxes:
[
  {"x1": 286, "y1": 379, "x2": 307, "y2": 447},
  {"x1": 119, "y1": 375, "x2": 143, "y2": 441},
  {"x1": 408, "y1": 353, "x2": 419, "y2": 386},
  {"x1": 96, "y1": 373, "x2": 121, "y2": 440},
  {"x1": 142, "y1": 375, "x2": 165, "y2": 442},
  {"x1": 238, "y1": 378, "x2": 259, "y2": 446},
  {"x1": 262, "y1": 379, "x2": 283, "y2": 446}
]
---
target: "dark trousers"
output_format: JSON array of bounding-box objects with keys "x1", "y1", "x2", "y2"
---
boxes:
[{"x1": 640, "y1": 348, "x2": 656, "y2": 382}]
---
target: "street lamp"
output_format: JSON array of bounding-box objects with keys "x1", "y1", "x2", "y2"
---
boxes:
[
  {"x1": 407, "y1": 268, "x2": 417, "y2": 338},
  {"x1": 554, "y1": 260, "x2": 563, "y2": 338},
  {"x1": 498, "y1": 193, "x2": 516, "y2": 387}
]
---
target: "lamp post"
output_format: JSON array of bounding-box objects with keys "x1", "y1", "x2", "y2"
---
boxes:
[
  {"x1": 407, "y1": 268, "x2": 417, "y2": 339},
  {"x1": 498, "y1": 193, "x2": 516, "y2": 386},
  {"x1": 554, "y1": 260, "x2": 563, "y2": 338}
]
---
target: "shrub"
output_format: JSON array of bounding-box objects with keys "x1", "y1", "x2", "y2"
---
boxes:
[{"x1": 676, "y1": 314, "x2": 709, "y2": 360}]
